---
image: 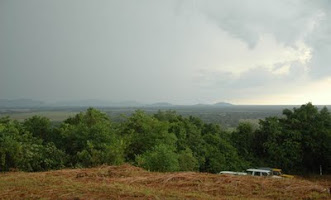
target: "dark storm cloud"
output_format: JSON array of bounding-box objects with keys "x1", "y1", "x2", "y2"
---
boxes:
[{"x1": 0, "y1": 0, "x2": 330, "y2": 104}]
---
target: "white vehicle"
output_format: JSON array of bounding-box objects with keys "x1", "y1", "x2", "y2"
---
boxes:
[
  {"x1": 219, "y1": 171, "x2": 247, "y2": 175},
  {"x1": 220, "y1": 168, "x2": 284, "y2": 178},
  {"x1": 246, "y1": 168, "x2": 271, "y2": 177}
]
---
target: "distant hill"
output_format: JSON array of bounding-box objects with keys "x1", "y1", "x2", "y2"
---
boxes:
[
  {"x1": 51, "y1": 100, "x2": 175, "y2": 108},
  {"x1": 0, "y1": 99, "x2": 236, "y2": 108},
  {"x1": 213, "y1": 102, "x2": 233, "y2": 107},
  {"x1": 0, "y1": 99, "x2": 45, "y2": 108},
  {"x1": 147, "y1": 102, "x2": 173, "y2": 107},
  {"x1": 50, "y1": 100, "x2": 143, "y2": 107}
]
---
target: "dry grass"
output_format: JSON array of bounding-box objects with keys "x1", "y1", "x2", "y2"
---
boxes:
[{"x1": 0, "y1": 164, "x2": 330, "y2": 200}]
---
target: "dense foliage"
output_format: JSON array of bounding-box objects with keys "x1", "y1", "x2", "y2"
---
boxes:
[{"x1": 0, "y1": 103, "x2": 330, "y2": 174}]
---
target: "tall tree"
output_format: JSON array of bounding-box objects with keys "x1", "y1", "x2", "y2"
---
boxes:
[
  {"x1": 120, "y1": 110, "x2": 177, "y2": 163},
  {"x1": 59, "y1": 108, "x2": 124, "y2": 167},
  {"x1": 23, "y1": 116, "x2": 51, "y2": 142}
]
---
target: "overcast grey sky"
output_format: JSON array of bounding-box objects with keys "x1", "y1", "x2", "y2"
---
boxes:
[{"x1": 1, "y1": 0, "x2": 331, "y2": 105}]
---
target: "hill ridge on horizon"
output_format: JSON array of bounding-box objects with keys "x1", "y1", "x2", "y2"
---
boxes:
[
  {"x1": 1, "y1": 99, "x2": 330, "y2": 108},
  {"x1": 0, "y1": 98, "x2": 235, "y2": 108}
]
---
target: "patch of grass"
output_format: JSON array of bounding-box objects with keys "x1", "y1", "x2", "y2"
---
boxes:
[{"x1": 0, "y1": 165, "x2": 330, "y2": 200}]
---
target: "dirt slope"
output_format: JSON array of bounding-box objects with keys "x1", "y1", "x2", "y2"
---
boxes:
[{"x1": 0, "y1": 164, "x2": 330, "y2": 200}]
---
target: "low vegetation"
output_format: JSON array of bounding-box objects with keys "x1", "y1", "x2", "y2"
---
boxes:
[{"x1": 0, "y1": 164, "x2": 330, "y2": 200}]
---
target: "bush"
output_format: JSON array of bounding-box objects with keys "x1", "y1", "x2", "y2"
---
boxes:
[
  {"x1": 178, "y1": 148, "x2": 199, "y2": 171},
  {"x1": 136, "y1": 144, "x2": 179, "y2": 172}
]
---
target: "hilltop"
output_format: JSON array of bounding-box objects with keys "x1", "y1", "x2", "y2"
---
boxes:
[
  {"x1": 213, "y1": 102, "x2": 234, "y2": 107},
  {"x1": 0, "y1": 165, "x2": 329, "y2": 200},
  {"x1": 0, "y1": 99, "x2": 234, "y2": 108}
]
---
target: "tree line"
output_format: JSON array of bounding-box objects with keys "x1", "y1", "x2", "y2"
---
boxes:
[{"x1": 0, "y1": 103, "x2": 330, "y2": 174}]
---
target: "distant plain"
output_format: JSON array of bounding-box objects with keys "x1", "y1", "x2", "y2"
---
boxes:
[{"x1": 2, "y1": 105, "x2": 330, "y2": 128}]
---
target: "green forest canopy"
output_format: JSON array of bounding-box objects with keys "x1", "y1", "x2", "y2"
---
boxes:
[{"x1": 0, "y1": 103, "x2": 330, "y2": 174}]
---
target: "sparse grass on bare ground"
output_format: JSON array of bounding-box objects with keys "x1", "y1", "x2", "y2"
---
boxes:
[{"x1": 0, "y1": 164, "x2": 330, "y2": 200}]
